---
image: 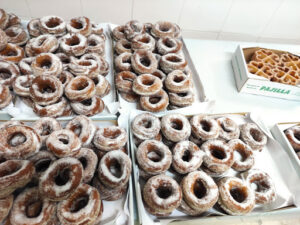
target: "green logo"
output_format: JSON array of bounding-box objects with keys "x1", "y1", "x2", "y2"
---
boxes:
[{"x1": 259, "y1": 86, "x2": 290, "y2": 94}]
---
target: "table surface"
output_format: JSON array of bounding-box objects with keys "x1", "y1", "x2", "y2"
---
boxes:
[{"x1": 184, "y1": 39, "x2": 300, "y2": 129}]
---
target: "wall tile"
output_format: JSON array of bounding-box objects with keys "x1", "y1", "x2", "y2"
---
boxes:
[
  {"x1": 262, "y1": 0, "x2": 300, "y2": 39},
  {"x1": 258, "y1": 37, "x2": 300, "y2": 45},
  {"x1": 1, "y1": 0, "x2": 30, "y2": 18},
  {"x1": 179, "y1": 0, "x2": 233, "y2": 31},
  {"x1": 81, "y1": 0, "x2": 132, "y2": 25},
  {"x1": 218, "y1": 32, "x2": 257, "y2": 42},
  {"x1": 222, "y1": 0, "x2": 281, "y2": 36},
  {"x1": 132, "y1": 0, "x2": 184, "y2": 23},
  {"x1": 27, "y1": 0, "x2": 82, "y2": 20},
  {"x1": 181, "y1": 30, "x2": 218, "y2": 39}
]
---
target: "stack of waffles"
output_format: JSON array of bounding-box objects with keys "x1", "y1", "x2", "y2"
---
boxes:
[{"x1": 247, "y1": 48, "x2": 300, "y2": 86}]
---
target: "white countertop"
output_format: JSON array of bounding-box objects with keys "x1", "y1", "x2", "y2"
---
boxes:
[{"x1": 184, "y1": 39, "x2": 300, "y2": 128}]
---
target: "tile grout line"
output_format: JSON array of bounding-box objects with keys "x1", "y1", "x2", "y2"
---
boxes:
[
  {"x1": 256, "y1": 0, "x2": 285, "y2": 42},
  {"x1": 216, "y1": 0, "x2": 235, "y2": 40}
]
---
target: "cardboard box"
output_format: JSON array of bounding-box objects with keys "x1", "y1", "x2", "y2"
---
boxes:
[{"x1": 231, "y1": 45, "x2": 300, "y2": 101}]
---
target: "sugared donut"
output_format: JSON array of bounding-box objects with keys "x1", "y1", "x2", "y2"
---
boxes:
[
  {"x1": 39, "y1": 15, "x2": 66, "y2": 36},
  {"x1": 115, "y1": 39, "x2": 132, "y2": 55},
  {"x1": 115, "y1": 52, "x2": 132, "y2": 72},
  {"x1": 132, "y1": 33, "x2": 155, "y2": 51},
  {"x1": 169, "y1": 91, "x2": 194, "y2": 107},
  {"x1": 92, "y1": 176, "x2": 127, "y2": 201},
  {"x1": 31, "y1": 53, "x2": 62, "y2": 76},
  {"x1": 0, "y1": 43, "x2": 24, "y2": 63},
  {"x1": 134, "y1": 132, "x2": 162, "y2": 147},
  {"x1": 151, "y1": 69, "x2": 166, "y2": 82},
  {"x1": 33, "y1": 117, "x2": 62, "y2": 144},
  {"x1": 180, "y1": 171, "x2": 218, "y2": 214},
  {"x1": 29, "y1": 75, "x2": 64, "y2": 106},
  {"x1": 39, "y1": 157, "x2": 83, "y2": 201},
  {"x1": 144, "y1": 22, "x2": 153, "y2": 33},
  {"x1": 56, "y1": 52, "x2": 70, "y2": 70},
  {"x1": 112, "y1": 25, "x2": 126, "y2": 41},
  {"x1": 131, "y1": 113, "x2": 161, "y2": 140},
  {"x1": 0, "y1": 160, "x2": 35, "y2": 198},
  {"x1": 67, "y1": 16, "x2": 92, "y2": 36},
  {"x1": 0, "y1": 84, "x2": 12, "y2": 109},
  {"x1": 33, "y1": 97, "x2": 67, "y2": 118},
  {"x1": 46, "y1": 129, "x2": 81, "y2": 158},
  {"x1": 165, "y1": 70, "x2": 192, "y2": 93},
  {"x1": 172, "y1": 141, "x2": 204, "y2": 174},
  {"x1": 66, "y1": 115, "x2": 96, "y2": 147},
  {"x1": 178, "y1": 198, "x2": 203, "y2": 216},
  {"x1": 5, "y1": 26, "x2": 28, "y2": 46},
  {"x1": 57, "y1": 183, "x2": 101, "y2": 225},
  {"x1": 92, "y1": 75, "x2": 110, "y2": 98},
  {"x1": 190, "y1": 115, "x2": 219, "y2": 140},
  {"x1": 131, "y1": 49, "x2": 157, "y2": 74},
  {"x1": 7, "y1": 13, "x2": 20, "y2": 28},
  {"x1": 120, "y1": 91, "x2": 139, "y2": 103},
  {"x1": 140, "y1": 89, "x2": 169, "y2": 112},
  {"x1": 28, "y1": 151, "x2": 56, "y2": 182},
  {"x1": 25, "y1": 34, "x2": 59, "y2": 56},
  {"x1": 81, "y1": 53, "x2": 109, "y2": 76},
  {"x1": 0, "y1": 29, "x2": 8, "y2": 51},
  {"x1": 240, "y1": 123, "x2": 267, "y2": 151},
  {"x1": 132, "y1": 74, "x2": 162, "y2": 96},
  {"x1": 86, "y1": 34, "x2": 105, "y2": 56},
  {"x1": 216, "y1": 117, "x2": 240, "y2": 141},
  {"x1": 0, "y1": 9, "x2": 9, "y2": 30},
  {"x1": 68, "y1": 56, "x2": 99, "y2": 78},
  {"x1": 91, "y1": 22, "x2": 104, "y2": 36},
  {"x1": 0, "y1": 194, "x2": 13, "y2": 223},
  {"x1": 136, "y1": 140, "x2": 172, "y2": 175},
  {"x1": 93, "y1": 126, "x2": 127, "y2": 151},
  {"x1": 161, "y1": 113, "x2": 191, "y2": 142},
  {"x1": 27, "y1": 18, "x2": 41, "y2": 37},
  {"x1": 0, "y1": 60, "x2": 20, "y2": 86},
  {"x1": 228, "y1": 139, "x2": 254, "y2": 172},
  {"x1": 151, "y1": 21, "x2": 177, "y2": 39},
  {"x1": 74, "y1": 148, "x2": 97, "y2": 183},
  {"x1": 65, "y1": 76, "x2": 95, "y2": 101},
  {"x1": 157, "y1": 37, "x2": 182, "y2": 55},
  {"x1": 0, "y1": 121, "x2": 24, "y2": 130},
  {"x1": 202, "y1": 139, "x2": 234, "y2": 174},
  {"x1": 218, "y1": 177, "x2": 255, "y2": 215},
  {"x1": 285, "y1": 125, "x2": 300, "y2": 151},
  {"x1": 143, "y1": 174, "x2": 182, "y2": 216},
  {"x1": 60, "y1": 33, "x2": 87, "y2": 56},
  {"x1": 0, "y1": 125, "x2": 41, "y2": 159},
  {"x1": 18, "y1": 57, "x2": 33, "y2": 75},
  {"x1": 9, "y1": 187, "x2": 56, "y2": 225},
  {"x1": 98, "y1": 150, "x2": 132, "y2": 188},
  {"x1": 115, "y1": 71, "x2": 136, "y2": 93},
  {"x1": 70, "y1": 96, "x2": 105, "y2": 116},
  {"x1": 160, "y1": 53, "x2": 187, "y2": 74},
  {"x1": 124, "y1": 20, "x2": 145, "y2": 40},
  {"x1": 57, "y1": 70, "x2": 74, "y2": 87},
  {"x1": 243, "y1": 169, "x2": 276, "y2": 205}
]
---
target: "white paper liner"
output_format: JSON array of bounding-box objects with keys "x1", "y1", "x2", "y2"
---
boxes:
[
  {"x1": 4, "y1": 116, "x2": 133, "y2": 225},
  {"x1": 109, "y1": 23, "x2": 208, "y2": 113},
  {"x1": 127, "y1": 106, "x2": 300, "y2": 225},
  {"x1": 3, "y1": 21, "x2": 119, "y2": 119}
]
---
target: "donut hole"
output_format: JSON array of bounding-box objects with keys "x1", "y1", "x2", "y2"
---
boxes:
[
  {"x1": 173, "y1": 75, "x2": 185, "y2": 83},
  {"x1": 182, "y1": 150, "x2": 192, "y2": 162},
  {"x1": 81, "y1": 98, "x2": 92, "y2": 106},
  {"x1": 107, "y1": 158, "x2": 122, "y2": 178},
  {"x1": 92, "y1": 77, "x2": 99, "y2": 85},
  {"x1": 74, "y1": 80, "x2": 89, "y2": 91},
  {"x1": 210, "y1": 146, "x2": 226, "y2": 160},
  {"x1": 35, "y1": 159, "x2": 52, "y2": 173},
  {"x1": 138, "y1": 36, "x2": 150, "y2": 44},
  {"x1": 152, "y1": 71, "x2": 164, "y2": 80},
  {"x1": 78, "y1": 60, "x2": 92, "y2": 67},
  {"x1": 193, "y1": 179, "x2": 207, "y2": 199},
  {"x1": 36, "y1": 55, "x2": 52, "y2": 69},
  {"x1": 59, "y1": 138, "x2": 69, "y2": 145},
  {"x1": 156, "y1": 185, "x2": 172, "y2": 199},
  {"x1": 38, "y1": 82, "x2": 55, "y2": 94},
  {"x1": 70, "y1": 19, "x2": 84, "y2": 30},
  {"x1": 103, "y1": 128, "x2": 121, "y2": 139},
  {"x1": 123, "y1": 42, "x2": 131, "y2": 49},
  {"x1": 8, "y1": 132, "x2": 26, "y2": 147},
  {"x1": 166, "y1": 55, "x2": 181, "y2": 63},
  {"x1": 5, "y1": 29, "x2": 18, "y2": 38},
  {"x1": 250, "y1": 128, "x2": 263, "y2": 142},
  {"x1": 149, "y1": 96, "x2": 161, "y2": 104},
  {"x1": 230, "y1": 187, "x2": 247, "y2": 203},
  {"x1": 178, "y1": 92, "x2": 188, "y2": 97},
  {"x1": 55, "y1": 168, "x2": 70, "y2": 186},
  {"x1": 251, "y1": 180, "x2": 270, "y2": 193},
  {"x1": 140, "y1": 56, "x2": 151, "y2": 67},
  {"x1": 294, "y1": 132, "x2": 300, "y2": 141},
  {"x1": 70, "y1": 194, "x2": 89, "y2": 213},
  {"x1": 142, "y1": 78, "x2": 154, "y2": 86},
  {"x1": 41, "y1": 124, "x2": 52, "y2": 136},
  {"x1": 141, "y1": 119, "x2": 152, "y2": 129},
  {"x1": 0, "y1": 163, "x2": 22, "y2": 177},
  {"x1": 233, "y1": 147, "x2": 247, "y2": 162},
  {"x1": 200, "y1": 120, "x2": 211, "y2": 132},
  {"x1": 163, "y1": 38, "x2": 175, "y2": 48},
  {"x1": 66, "y1": 36, "x2": 80, "y2": 46},
  {"x1": 147, "y1": 151, "x2": 162, "y2": 162},
  {"x1": 36, "y1": 36, "x2": 47, "y2": 46},
  {"x1": 170, "y1": 119, "x2": 183, "y2": 131},
  {"x1": 1, "y1": 47, "x2": 17, "y2": 56},
  {"x1": 70, "y1": 124, "x2": 82, "y2": 136},
  {"x1": 79, "y1": 157, "x2": 87, "y2": 169},
  {"x1": 88, "y1": 39, "x2": 98, "y2": 47},
  {"x1": 46, "y1": 17, "x2": 62, "y2": 28},
  {"x1": 0, "y1": 68, "x2": 12, "y2": 80},
  {"x1": 26, "y1": 201, "x2": 43, "y2": 218},
  {"x1": 159, "y1": 24, "x2": 171, "y2": 32}
]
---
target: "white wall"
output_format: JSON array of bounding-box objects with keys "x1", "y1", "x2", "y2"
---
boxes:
[{"x1": 1, "y1": 0, "x2": 299, "y2": 44}]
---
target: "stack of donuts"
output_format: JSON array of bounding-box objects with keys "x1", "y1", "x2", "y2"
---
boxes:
[
  {"x1": 0, "y1": 115, "x2": 132, "y2": 224},
  {"x1": 131, "y1": 112, "x2": 275, "y2": 217},
  {"x1": 113, "y1": 20, "x2": 195, "y2": 112},
  {"x1": 285, "y1": 125, "x2": 300, "y2": 159},
  {"x1": 0, "y1": 8, "x2": 110, "y2": 117}
]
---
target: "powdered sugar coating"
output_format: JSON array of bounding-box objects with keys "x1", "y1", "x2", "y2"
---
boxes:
[
  {"x1": 39, "y1": 15, "x2": 66, "y2": 36},
  {"x1": 240, "y1": 123, "x2": 267, "y2": 151},
  {"x1": 131, "y1": 113, "x2": 161, "y2": 140},
  {"x1": 156, "y1": 36, "x2": 182, "y2": 55},
  {"x1": 160, "y1": 53, "x2": 187, "y2": 74},
  {"x1": 165, "y1": 70, "x2": 192, "y2": 93},
  {"x1": 285, "y1": 125, "x2": 300, "y2": 151},
  {"x1": 70, "y1": 96, "x2": 105, "y2": 116},
  {"x1": 132, "y1": 74, "x2": 162, "y2": 96},
  {"x1": 31, "y1": 53, "x2": 62, "y2": 76},
  {"x1": 67, "y1": 16, "x2": 92, "y2": 37},
  {"x1": 216, "y1": 117, "x2": 240, "y2": 141},
  {"x1": 0, "y1": 60, "x2": 20, "y2": 86},
  {"x1": 68, "y1": 56, "x2": 99, "y2": 78},
  {"x1": 60, "y1": 33, "x2": 87, "y2": 56},
  {"x1": 131, "y1": 49, "x2": 158, "y2": 74},
  {"x1": 132, "y1": 33, "x2": 155, "y2": 51},
  {"x1": 33, "y1": 117, "x2": 62, "y2": 144},
  {"x1": 190, "y1": 114, "x2": 219, "y2": 140}
]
